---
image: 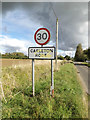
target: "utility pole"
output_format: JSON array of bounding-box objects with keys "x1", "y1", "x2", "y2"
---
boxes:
[
  {"x1": 55, "y1": 18, "x2": 58, "y2": 71},
  {"x1": 49, "y1": 3, "x2": 58, "y2": 71}
]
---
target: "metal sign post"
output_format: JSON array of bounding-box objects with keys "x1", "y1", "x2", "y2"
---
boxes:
[
  {"x1": 51, "y1": 60, "x2": 54, "y2": 97},
  {"x1": 32, "y1": 59, "x2": 35, "y2": 96}
]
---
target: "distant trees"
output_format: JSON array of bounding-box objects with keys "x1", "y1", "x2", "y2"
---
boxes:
[
  {"x1": 10, "y1": 52, "x2": 26, "y2": 59},
  {"x1": 0, "y1": 53, "x2": 1, "y2": 58},
  {"x1": 88, "y1": 48, "x2": 90, "y2": 60},
  {"x1": 2, "y1": 52, "x2": 28, "y2": 59},
  {"x1": 58, "y1": 55, "x2": 64, "y2": 60},
  {"x1": 58, "y1": 55, "x2": 71, "y2": 60},
  {"x1": 83, "y1": 47, "x2": 90, "y2": 60},
  {"x1": 74, "y1": 44, "x2": 88, "y2": 62},
  {"x1": 64, "y1": 55, "x2": 71, "y2": 60}
]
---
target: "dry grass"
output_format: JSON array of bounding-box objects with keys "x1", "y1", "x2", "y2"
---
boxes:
[
  {"x1": 2, "y1": 59, "x2": 32, "y2": 67},
  {"x1": 1, "y1": 59, "x2": 63, "y2": 68}
]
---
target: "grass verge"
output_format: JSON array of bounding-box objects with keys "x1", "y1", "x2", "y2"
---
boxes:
[
  {"x1": 88, "y1": 95, "x2": 90, "y2": 119},
  {"x1": 82, "y1": 62, "x2": 90, "y2": 67},
  {"x1": 1, "y1": 62, "x2": 88, "y2": 119}
]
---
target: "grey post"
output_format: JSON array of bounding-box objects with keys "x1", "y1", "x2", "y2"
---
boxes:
[
  {"x1": 32, "y1": 59, "x2": 35, "y2": 96},
  {"x1": 55, "y1": 18, "x2": 58, "y2": 70},
  {"x1": 51, "y1": 59, "x2": 54, "y2": 97}
]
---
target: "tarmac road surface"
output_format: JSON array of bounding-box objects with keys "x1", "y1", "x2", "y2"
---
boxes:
[{"x1": 74, "y1": 62, "x2": 90, "y2": 94}]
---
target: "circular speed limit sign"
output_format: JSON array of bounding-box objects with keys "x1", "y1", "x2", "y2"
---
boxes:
[{"x1": 34, "y1": 28, "x2": 50, "y2": 45}]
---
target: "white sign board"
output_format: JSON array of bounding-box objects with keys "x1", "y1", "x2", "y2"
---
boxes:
[{"x1": 28, "y1": 47, "x2": 55, "y2": 60}]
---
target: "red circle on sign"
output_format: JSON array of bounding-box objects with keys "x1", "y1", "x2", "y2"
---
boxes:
[{"x1": 34, "y1": 28, "x2": 50, "y2": 45}]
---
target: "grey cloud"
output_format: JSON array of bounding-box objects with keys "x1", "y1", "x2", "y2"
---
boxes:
[
  {"x1": 88, "y1": 3, "x2": 90, "y2": 53},
  {"x1": 0, "y1": 2, "x2": 2, "y2": 34},
  {"x1": 2, "y1": 2, "x2": 88, "y2": 51},
  {"x1": 2, "y1": 0, "x2": 89, "y2": 2},
  {"x1": 2, "y1": 45, "x2": 21, "y2": 53}
]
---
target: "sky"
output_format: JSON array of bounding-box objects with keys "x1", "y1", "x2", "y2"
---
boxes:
[{"x1": 0, "y1": 1, "x2": 88, "y2": 57}]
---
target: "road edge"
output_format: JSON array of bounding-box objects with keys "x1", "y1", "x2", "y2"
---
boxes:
[{"x1": 74, "y1": 65, "x2": 88, "y2": 118}]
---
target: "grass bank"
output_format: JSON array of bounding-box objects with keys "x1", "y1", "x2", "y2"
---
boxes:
[
  {"x1": 88, "y1": 95, "x2": 90, "y2": 119},
  {"x1": 1, "y1": 62, "x2": 88, "y2": 119},
  {"x1": 82, "y1": 62, "x2": 90, "y2": 67}
]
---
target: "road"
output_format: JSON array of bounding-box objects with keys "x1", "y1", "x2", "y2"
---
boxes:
[{"x1": 74, "y1": 62, "x2": 90, "y2": 94}]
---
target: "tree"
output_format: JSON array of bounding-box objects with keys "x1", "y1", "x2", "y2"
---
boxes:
[
  {"x1": 83, "y1": 47, "x2": 90, "y2": 60},
  {"x1": 64, "y1": 55, "x2": 71, "y2": 60},
  {"x1": 58, "y1": 55, "x2": 64, "y2": 60},
  {"x1": 0, "y1": 53, "x2": 1, "y2": 58},
  {"x1": 11, "y1": 52, "x2": 25, "y2": 59},
  {"x1": 83, "y1": 49, "x2": 88, "y2": 56},
  {"x1": 74, "y1": 44, "x2": 85, "y2": 62},
  {"x1": 88, "y1": 48, "x2": 90, "y2": 60}
]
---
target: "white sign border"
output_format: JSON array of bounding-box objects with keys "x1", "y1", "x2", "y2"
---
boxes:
[{"x1": 28, "y1": 46, "x2": 56, "y2": 60}]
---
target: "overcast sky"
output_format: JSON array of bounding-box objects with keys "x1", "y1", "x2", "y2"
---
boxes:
[{"x1": 0, "y1": 1, "x2": 88, "y2": 57}]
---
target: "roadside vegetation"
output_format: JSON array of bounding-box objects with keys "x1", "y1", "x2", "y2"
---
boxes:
[
  {"x1": 1, "y1": 52, "x2": 28, "y2": 59},
  {"x1": 88, "y1": 95, "x2": 90, "y2": 119},
  {"x1": 74, "y1": 43, "x2": 90, "y2": 62},
  {"x1": 1, "y1": 61, "x2": 88, "y2": 119},
  {"x1": 58, "y1": 55, "x2": 72, "y2": 60},
  {"x1": 81, "y1": 62, "x2": 90, "y2": 67}
]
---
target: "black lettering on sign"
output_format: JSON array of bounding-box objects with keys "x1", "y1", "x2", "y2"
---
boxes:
[
  {"x1": 42, "y1": 33, "x2": 47, "y2": 40},
  {"x1": 37, "y1": 32, "x2": 48, "y2": 40},
  {"x1": 37, "y1": 33, "x2": 41, "y2": 40},
  {"x1": 30, "y1": 49, "x2": 33, "y2": 53},
  {"x1": 36, "y1": 49, "x2": 38, "y2": 52},
  {"x1": 35, "y1": 54, "x2": 38, "y2": 57},
  {"x1": 50, "y1": 49, "x2": 53, "y2": 52},
  {"x1": 35, "y1": 54, "x2": 41, "y2": 57},
  {"x1": 33, "y1": 49, "x2": 36, "y2": 52},
  {"x1": 38, "y1": 54, "x2": 40, "y2": 57}
]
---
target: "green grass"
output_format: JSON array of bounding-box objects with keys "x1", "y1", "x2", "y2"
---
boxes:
[
  {"x1": 1, "y1": 63, "x2": 88, "y2": 119},
  {"x1": 88, "y1": 95, "x2": 90, "y2": 119},
  {"x1": 82, "y1": 62, "x2": 90, "y2": 67},
  {"x1": 88, "y1": 63, "x2": 90, "y2": 67},
  {"x1": 82, "y1": 62, "x2": 88, "y2": 65}
]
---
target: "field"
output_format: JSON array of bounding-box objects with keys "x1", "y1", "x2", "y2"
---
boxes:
[
  {"x1": 1, "y1": 59, "x2": 32, "y2": 67},
  {"x1": 1, "y1": 59, "x2": 88, "y2": 119}
]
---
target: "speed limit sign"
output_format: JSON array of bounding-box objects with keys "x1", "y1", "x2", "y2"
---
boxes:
[{"x1": 34, "y1": 28, "x2": 50, "y2": 45}]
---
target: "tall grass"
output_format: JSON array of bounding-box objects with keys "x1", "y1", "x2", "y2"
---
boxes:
[{"x1": 1, "y1": 61, "x2": 88, "y2": 119}]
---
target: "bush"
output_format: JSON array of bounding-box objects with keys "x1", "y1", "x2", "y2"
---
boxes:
[
  {"x1": 64, "y1": 55, "x2": 71, "y2": 60},
  {"x1": 58, "y1": 55, "x2": 64, "y2": 60}
]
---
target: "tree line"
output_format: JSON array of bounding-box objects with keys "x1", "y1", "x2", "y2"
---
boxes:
[
  {"x1": 58, "y1": 43, "x2": 89, "y2": 62},
  {"x1": 0, "y1": 43, "x2": 89, "y2": 61},
  {"x1": 58, "y1": 55, "x2": 71, "y2": 60},
  {"x1": 0, "y1": 52, "x2": 71, "y2": 60},
  {"x1": 0, "y1": 52, "x2": 28, "y2": 59}
]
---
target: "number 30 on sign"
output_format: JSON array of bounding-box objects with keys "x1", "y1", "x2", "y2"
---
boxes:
[{"x1": 34, "y1": 28, "x2": 50, "y2": 45}]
